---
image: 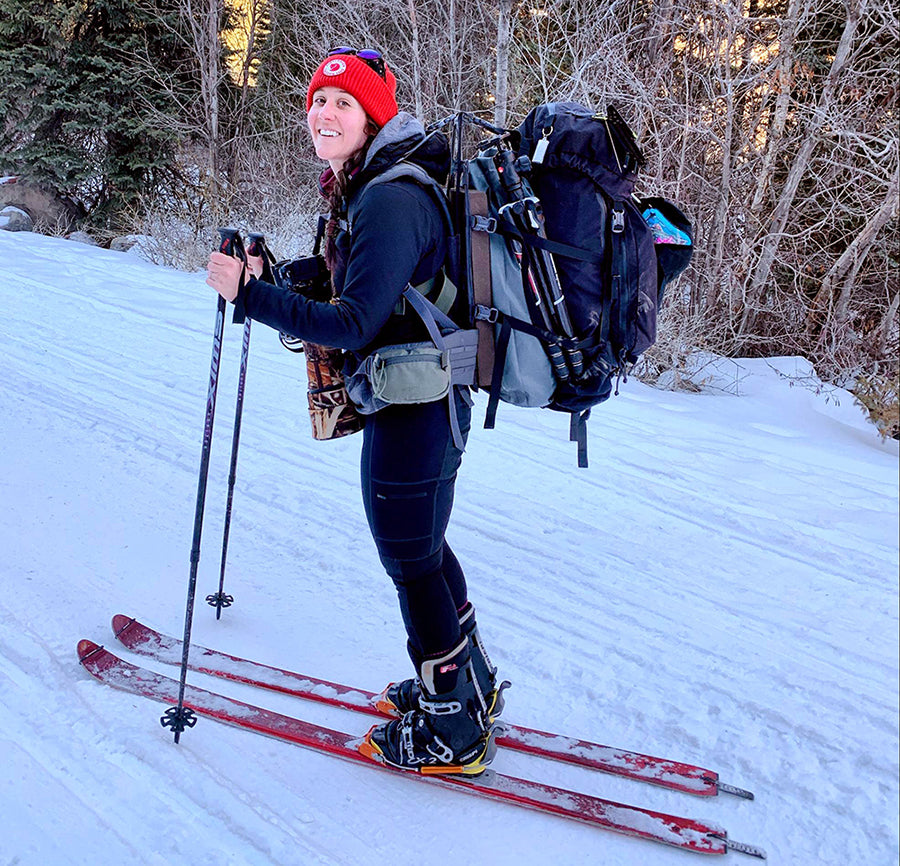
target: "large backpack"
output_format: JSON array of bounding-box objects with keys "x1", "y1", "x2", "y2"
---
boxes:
[
  {"x1": 451, "y1": 102, "x2": 694, "y2": 467},
  {"x1": 337, "y1": 103, "x2": 694, "y2": 467}
]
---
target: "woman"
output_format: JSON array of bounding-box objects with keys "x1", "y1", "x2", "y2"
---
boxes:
[{"x1": 206, "y1": 48, "x2": 502, "y2": 775}]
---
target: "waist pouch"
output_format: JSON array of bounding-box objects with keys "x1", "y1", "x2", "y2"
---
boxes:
[
  {"x1": 345, "y1": 284, "x2": 477, "y2": 451},
  {"x1": 347, "y1": 329, "x2": 478, "y2": 413}
]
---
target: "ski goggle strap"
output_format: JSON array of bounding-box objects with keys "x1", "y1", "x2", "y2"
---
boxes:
[{"x1": 327, "y1": 46, "x2": 386, "y2": 80}]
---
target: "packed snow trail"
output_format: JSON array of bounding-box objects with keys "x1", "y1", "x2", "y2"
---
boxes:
[{"x1": 1, "y1": 231, "x2": 897, "y2": 865}]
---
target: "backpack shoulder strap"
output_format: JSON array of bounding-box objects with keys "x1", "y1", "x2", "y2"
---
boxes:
[
  {"x1": 347, "y1": 161, "x2": 452, "y2": 234},
  {"x1": 348, "y1": 160, "x2": 457, "y2": 318}
]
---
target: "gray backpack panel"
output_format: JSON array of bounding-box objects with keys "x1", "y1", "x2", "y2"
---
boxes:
[{"x1": 468, "y1": 157, "x2": 555, "y2": 409}]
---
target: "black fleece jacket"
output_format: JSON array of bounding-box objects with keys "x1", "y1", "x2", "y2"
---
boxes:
[{"x1": 233, "y1": 117, "x2": 453, "y2": 355}]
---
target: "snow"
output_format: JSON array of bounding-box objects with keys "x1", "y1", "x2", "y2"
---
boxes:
[{"x1": 1, "y1": 229, "x2": 898, "y2": 865}]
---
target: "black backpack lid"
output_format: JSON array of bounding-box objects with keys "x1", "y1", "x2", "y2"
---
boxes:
[{"x1": 517, "y1": 102, "x2": 641, "y2": 193}]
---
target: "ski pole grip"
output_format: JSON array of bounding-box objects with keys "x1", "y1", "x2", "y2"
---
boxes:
[
  {"x1": 217, "y1": 228, "x2": 249, "y2": 317},
  {"x1": 246, "y1": 232, "x2": 275, "y2": 283},
  {"x1": 495, "y1": 148, "x2": 524, "y2": 198},
  {"x1": 217, "y1": 227, "x2": 239, "y2": 255},
  {"x1": 246, "y1": 232, "x2": 266, "y2": 258},
  {"x1": 217, "y1": 227, "x2": 247, "y2": 262}
]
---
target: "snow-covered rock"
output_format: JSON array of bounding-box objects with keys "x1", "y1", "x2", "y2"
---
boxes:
[
  {"x1": 109, "y1": 234, "x2": 140, "y2": 252},
  {"x1": 0, "y1": 205, "x2": 33, "y2": 232},
  {"x1": 66, "y1": 230, "x2": 98, "y2": 246}
]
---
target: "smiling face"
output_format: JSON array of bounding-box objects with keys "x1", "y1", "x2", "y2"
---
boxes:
[{"x1": 307, "y1": 87, "x2": 372, "y2": 173}]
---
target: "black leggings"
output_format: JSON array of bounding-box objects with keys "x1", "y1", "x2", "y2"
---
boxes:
[{"x1": 360, "y1": 390, "x2": 471, "y2": 660}]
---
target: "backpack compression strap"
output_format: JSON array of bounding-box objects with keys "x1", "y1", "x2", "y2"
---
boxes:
[
  {"x1": 473, "y1": 303, "x2": 588, "y2": 426},
  {"x1": 478, "y1": 215, "x2": 604, "y2": 265}
]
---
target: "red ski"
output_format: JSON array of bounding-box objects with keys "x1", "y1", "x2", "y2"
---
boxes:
[
  {"x1": 78, "y1": 640, "x2": 765, "y2": 858},
  {"x1": 112, "y1": 614, "x2": 753, "y2": 799}
]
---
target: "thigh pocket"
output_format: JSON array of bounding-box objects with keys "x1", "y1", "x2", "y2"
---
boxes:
[{"x1": 370, "y1": 480, "x2": 439, "y2": 561}]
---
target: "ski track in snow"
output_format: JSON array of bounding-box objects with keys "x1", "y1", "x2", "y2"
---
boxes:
[{"x1": 1, "y1": 231, "x2": 898, "y2": 865}]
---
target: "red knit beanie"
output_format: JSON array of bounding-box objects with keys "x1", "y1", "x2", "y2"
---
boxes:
[{"x1": 306, "y1": 54, "x2": 399, "y2": 128}]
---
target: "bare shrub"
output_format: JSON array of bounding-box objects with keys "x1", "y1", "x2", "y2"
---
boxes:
[
  {"x1": 121, "y1": 0, "x2": 897, "y2": 427},
  {"x1": 853, "y1": 372, "x2": 900, "y2": 440}
]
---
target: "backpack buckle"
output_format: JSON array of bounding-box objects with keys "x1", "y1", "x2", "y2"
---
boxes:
[
  {"x1": 612, "y1": 207, "x2": 626, "y2": 233},
  {"x1": 474, "y1": 304, "x2": 500, "y2": 324},
  {"x1": 470, "y1": 215, "x2": 497, "y2": 233}
]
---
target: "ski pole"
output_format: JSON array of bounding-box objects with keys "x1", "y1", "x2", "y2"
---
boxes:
[
  {"x1": 161, "y1": 227, "x2": 237, "y2": 742},
  {"x1": 498, "y1": 199, "x2": 570, "y2": 380},
  {"x1": 494, "y1": 199, "x2": 570, "y2": 380},
  {"x1": 495, "y1": 148, "x2": 584, "y2": 378},
  {"x1": 520, "y1": 196, "x2": 585, "y2": 378},
  {"x1": 206, "y1": 230, "x2": 255, "y2": 619}
]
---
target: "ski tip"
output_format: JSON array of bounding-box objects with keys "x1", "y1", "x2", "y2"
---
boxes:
[
  {"x1": 77, "y1": 639, "x2": 102, "y2": 663},
  {"x1": 372, "y1": 685, "x2": 401, "y2": 717},
  {"x1": 111, "y1": 614, "x2": 135, "y2": 635}
]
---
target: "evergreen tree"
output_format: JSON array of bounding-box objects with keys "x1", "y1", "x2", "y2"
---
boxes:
[
  {"x1": 0, "y1": 0, "x2": 194, "y2": 230},
  {"x1": 0, "y1": 1, "x2": 73, "y2": 183}
]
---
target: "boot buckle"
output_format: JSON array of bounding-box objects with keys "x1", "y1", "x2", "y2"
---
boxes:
[
  {"x1": 425, "y1": 736, "x2": 454, "y2": 763},
  {"x1": 400, "y1": 712, "x2": 418, "y2": 762},
  {"x1": 419, "y1": 698, "x2": 462, "y2": 716}
]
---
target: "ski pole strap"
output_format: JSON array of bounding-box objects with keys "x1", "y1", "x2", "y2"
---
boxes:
[
  {"x1": 569, "y1": 409, "x2": 590, "y2": 468},
  {"x1": 231, "y1": 264, "x2": 251, "y2": 325},
  {"x1": 261, "y1": 242, "x2": 278, "y2": 283},
  {"x1": 231, "y1": 245, "x2": 250, "y2": 327}
]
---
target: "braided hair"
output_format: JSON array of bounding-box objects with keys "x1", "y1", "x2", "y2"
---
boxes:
[{"x1": 323, "y1": 120, "x2": 379, "y2": 272}]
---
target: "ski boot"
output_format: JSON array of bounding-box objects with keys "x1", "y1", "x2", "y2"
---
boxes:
[
  {"x1": 359, "y1": 637, "x2": 497, "y2": 775},
  {"x1": 375, "y1": 603, "x2": 509, "y2": 723}
]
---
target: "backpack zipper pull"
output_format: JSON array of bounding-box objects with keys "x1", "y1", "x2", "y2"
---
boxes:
[{"x1": 532, "y1": 124, "x2": 553, "y2": 164}]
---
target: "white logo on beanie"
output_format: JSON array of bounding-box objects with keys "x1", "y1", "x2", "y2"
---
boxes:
[{"x1": 323, "y1": 58, "x2": 346, "y2": 76}]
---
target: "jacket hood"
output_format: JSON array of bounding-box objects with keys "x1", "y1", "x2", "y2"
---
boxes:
[{"x1": 355, "y1": 112, "x2": 450, "y2": 189}]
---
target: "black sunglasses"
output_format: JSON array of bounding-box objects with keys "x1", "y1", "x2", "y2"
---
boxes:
[{"x1": 327, "y1": 46, "x2": 386, "y2": 80}]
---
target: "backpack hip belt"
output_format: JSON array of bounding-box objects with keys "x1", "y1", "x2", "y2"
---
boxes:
[{"x1": 345, "y1": 286, "x2": 477, "y2": 451}]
